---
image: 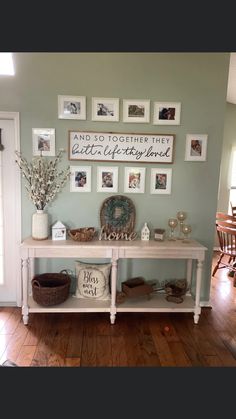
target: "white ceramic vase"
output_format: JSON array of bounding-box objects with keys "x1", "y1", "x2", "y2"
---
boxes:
[{"x1": 32, "y1": 210, "x2": 48, "y2": 240}]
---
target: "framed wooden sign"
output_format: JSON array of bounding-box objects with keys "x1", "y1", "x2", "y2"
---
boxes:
[{"x1": 68, "y1": 131, "x2": 175, "y2": 163}]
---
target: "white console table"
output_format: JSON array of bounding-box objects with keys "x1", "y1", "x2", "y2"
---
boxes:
[{"x1": 20, "y1": 237, "x2": 207, "y2": 325}]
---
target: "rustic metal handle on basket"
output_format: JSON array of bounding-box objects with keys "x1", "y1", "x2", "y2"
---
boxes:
[
  {"x1": 32, "y1": 279, "x2": 41, "y2": 287},
  {"x1": 60, "y1": 269, "x2": 71, "y2": 276}
]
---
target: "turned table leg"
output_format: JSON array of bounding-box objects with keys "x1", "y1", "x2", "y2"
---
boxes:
[
  {"x1": 194, "y1": 260, "x2": 203, "y2": 324},
  {"x1": 110, "y1": 254, "x2": 118, "y2": 324},
  {"x1": 22, "y1": 258, "x2": 29, "y2": 325}
]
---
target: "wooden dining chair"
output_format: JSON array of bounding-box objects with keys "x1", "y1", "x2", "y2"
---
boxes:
[
  {"x1": 216, "y1": 212, "x2": 236, "y2": 223},
  {"x1": 213, "y1": 222, "x2": 236, "y2": 281},
  {"x1": 230, "y1": 202, "x2": 236, "y2": 217}
]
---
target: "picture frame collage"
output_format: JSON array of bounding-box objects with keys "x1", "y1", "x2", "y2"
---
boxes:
[
  {"x1": 31, "y1": 95, "x2": 208, "y2": 163},
  {"x1": 70, "y1": 165, "x2": 173, "y2": 195},
  {"x1": 57, "y1": 95, "x2": 182, "y2": 125}
]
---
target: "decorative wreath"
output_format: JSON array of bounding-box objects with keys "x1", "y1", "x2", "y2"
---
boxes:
[{"x1": 100, "y1": 195, "x2": 135, "y2": 233}]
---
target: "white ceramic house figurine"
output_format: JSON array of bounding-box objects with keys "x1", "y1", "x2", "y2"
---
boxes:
[
  {"x1": 141, "y1": 222, "x2": 150, "y2": 241},
  {"x1": 52, "y1": 221, "x2": 66, "y2": 241}
]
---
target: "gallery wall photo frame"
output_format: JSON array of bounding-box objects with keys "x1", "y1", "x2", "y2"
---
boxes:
[
  {"x1": 150, "y1": 168, "x2": 172, "y2": 194},
  {"x1": 153, "y1": 102, "x2": 181, "y2": 125},
  {"x1": 124, "y1": 166, "x2": 146, "y2": 193},
  {"x1": 185, "y1": 134, "x2": 208, "y2": 162},
  {"x1": 70, "y1": 165, "x2": 91, "y2": 192},
  {"x1": 97, "y1": 166, "x2": 119, "y2": 192},
  {"x1": 58, "y1": 95, "x2": 86, "y2": 120},
  {"x1": 92, "y1": 97, "x2": 119, "y2": 122},
  {"x1": 32, "y1": 128, "x2": 56, "y2": 156},
  {"x1": 123, "y1": 99, "x2": 150, "y2": 123}
]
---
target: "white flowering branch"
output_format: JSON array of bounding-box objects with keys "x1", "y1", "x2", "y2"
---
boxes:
[{"x1": 15, "y1": 150, "x2": 70, "y2": 210}]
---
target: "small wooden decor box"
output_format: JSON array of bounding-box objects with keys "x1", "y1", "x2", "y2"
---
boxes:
[
  {"x1": 154, "y1": 228, "x2": 165, "y2": 241},
  {"x1": 122, "y1": 277, "x2": 153, "y2": 298}
]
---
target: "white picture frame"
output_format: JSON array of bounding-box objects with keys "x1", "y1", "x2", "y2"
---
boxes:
[
  {"x1": 32, "y1": 128, "x2": 56, "y2": 156},
  {"x1": 70, "y1": 165, "x2": 91, "y2": 192},
  {"x1": 185, "y1": 134, "x2": 208, "y2": 161},
  {"x1": 123, "y1": 99, "x2": 150, "y2": 123},
  {"x1": 153, "y1": 102, "x2": 181, "y2": 125},
  {"x1": 124, "y1": 167, "x2": 146, "y2": 193},
  {"x1": 150, "y1": 168, "x2": 172, "y2": 194},
  {"x1": 97, "y1": 166, "x2": 118, "y2": 192},
  {"x1": 58, "y1": 95, "x2": 86, "y2": 120},
  {"x1": 92, "y1": 97, "x2": 119, "y2": 122}
]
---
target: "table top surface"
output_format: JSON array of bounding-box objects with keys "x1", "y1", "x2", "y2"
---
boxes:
[{"x1": 21, "y1": 237, "x2": 208, "y2": 251}]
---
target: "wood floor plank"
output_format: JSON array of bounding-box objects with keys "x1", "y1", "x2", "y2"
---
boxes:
[
  {"x1": 148, "y1": 316, "x2": 176, "y2": 366},
  {"x1": 0, "y1": 321, "x2": 28, "y2": 364},
  {"x1": 0, "y1": 307, "x2": 14, "y2": 331},
  {"x1": 136, "y1": 315, "x2": 161, "y2": 366},
  {"x1": 204, "y1": 355, "x2": 224, "y2": 366},
  {"x1": 16, "y1": 345, "x2": 37, "y2": 367},
  {"x1": 31, "y1": 314, "x2": 60, "y2": 367},
  {"x1": 171, "y1": 315, "x2": 208, "y2": 366},
  {"x1": 65, "y1": 357, "x2": 81, "y2": 367},
  {"x1": 47, "y1": 314, "x2": 72, "y2": 366},
  {"x1": 185, "y1": 316, "x2": 217, "y2": 357},
  {"x1": 96, "y1": 313, "x2": 113, "y2": 336},
  {"x1": 197, "y1": 320, "x2": 236, "y2": 366},
  {"x1": 218, "y1": 331, "x2": 236, "y2": 360},
  {"x1": 23, "y1": 314, "x2": 45, "y2": 346},
  {"x1": 0, "y1": 307, "x2": 21, "y2": 335},
  {"x1": 80, "y1": 335, "x2": 97, "y2": 366},
  {"x1": 111, "y1": 336, "x2": 128, "y2": 366},
  {"x1": 66, "y1": 314, "x2": 84, "y2": 358},
  {"x1": 168, "y1": 341, "x2": 192, "y2": 367},
  {"x1": 121, "y1": 316, "x2": 160, "y2": 367},
  {"x1": 96, "y1": 335, "x2": 112, "y2": 367},
  {"x1": 0, "y1": 334, "x2": 12, "y2": 360}
]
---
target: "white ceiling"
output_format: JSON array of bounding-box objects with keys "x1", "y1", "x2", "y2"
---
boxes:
[{"x1": 227, "y1": 53, "x2": 236, "y2": 104}]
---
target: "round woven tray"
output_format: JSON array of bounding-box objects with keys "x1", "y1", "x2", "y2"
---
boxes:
[{"x1": 32, "y1": 273, "x2": 71, "y2": 306}]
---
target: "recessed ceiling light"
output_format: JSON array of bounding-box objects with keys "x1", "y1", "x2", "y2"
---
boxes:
[{"x1": 0, "y1": 53, "x2": 14, "y2": 76}]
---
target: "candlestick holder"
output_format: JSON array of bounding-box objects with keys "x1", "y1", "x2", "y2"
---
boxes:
[
  {"x1": 177, "y1": 211, "x2": 187, "y2": 239},
  {"x1": 167, "y1": 218, "x2": 178, "y2": 241}
]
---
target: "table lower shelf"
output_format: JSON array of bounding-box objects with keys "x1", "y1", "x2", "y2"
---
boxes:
[
  {"x1": 116, "y1": 294, "x2": 195, "y2": 312},
  {"x1": 27, "y1": 294, "x2": 196, "y2": 314},
  {"x1": 28, "y1": 295, "x2": 111, "y2": 313}
]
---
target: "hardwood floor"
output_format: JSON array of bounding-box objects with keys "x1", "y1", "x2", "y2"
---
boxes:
[{"x1": 1, "y1": 251, "x2": 236, "y2": 367}]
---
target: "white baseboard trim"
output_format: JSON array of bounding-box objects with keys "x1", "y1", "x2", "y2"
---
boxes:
[
  {"x1": 213, "y1": 246, "x2": 220, "y2": 251},
  {"x1": 0, "y1": 302, "x2": 18, "y2": 307},
  {"x1": 200, "y1": 300, "x2": 212, "y2": 308}
]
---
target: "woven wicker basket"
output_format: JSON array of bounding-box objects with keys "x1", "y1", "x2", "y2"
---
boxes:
[
  {"x1": 32, "y1": 273, "x2": 71, "y2": 306},
  {"x1": 68, "y1": 227, "x2": 96, "y2": 242}
]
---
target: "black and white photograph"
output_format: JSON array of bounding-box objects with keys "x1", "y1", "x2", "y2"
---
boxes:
[
  {"x1": 128, "y1": 104, "x2": 145, "y2": 118},
  {"x1": 185, "y1": 134, "x2": 208, "y2": 162},
  {"x1": 92, "y1": 97, "x2": 119, "y2": 121},
  {"x1": 64, "y1": 101, "x2": 80, "y2": 115},
  {"x1": 70, "y1": 166, "x2": 91, "y2": 192},
  {"x1": 97, "y1": 166, "x2": 118, "y2": 192},
  {"x1": 150, "y1": 168, "x2": 172, "y2": 194},
  {"x1": 123, "y1": 99, "x2": 150, "y2": 123},
  {"x1": 58, "y1": 95, "x2": 86, "y2": 120},
  {"x1": 32, "y1": 128, "x2": 55, "y2": 156},
  {"x1": 153, "y1": 102, "x2": 181, "y2": 125}
]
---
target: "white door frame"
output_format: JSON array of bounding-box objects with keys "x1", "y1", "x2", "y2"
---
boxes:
[{"x1": 0, "y1": 111, "x2": 21, "y2": 306}]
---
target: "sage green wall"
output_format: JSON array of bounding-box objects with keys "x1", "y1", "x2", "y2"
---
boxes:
[
  {"x1": 218, "y1": 102, "x2": 236, "y2": 213},
  {"x1": 0, "y1": 53, "x2": 229, "y2": 301}
]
